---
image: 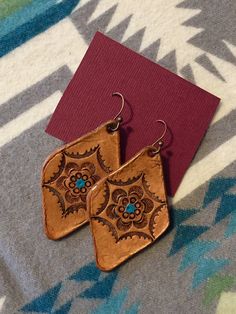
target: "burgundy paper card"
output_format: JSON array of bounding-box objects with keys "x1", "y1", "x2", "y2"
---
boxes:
[{"x1": 46, "y1": 32, "x2": 220, "y2": 196}]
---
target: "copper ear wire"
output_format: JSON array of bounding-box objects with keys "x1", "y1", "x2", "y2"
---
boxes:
[
  {"x1": 108, "y1": 92, "x2": 125, "y2": 132},
  {"x1": 109, "y1": 94, "x2": 167, "y2": 154},
  {"x1": 112, "y1": 92, "x2": 125, "y2": 121},
  {"x1": 150, "y1": 120, "x2": 168, "y2": 154}
]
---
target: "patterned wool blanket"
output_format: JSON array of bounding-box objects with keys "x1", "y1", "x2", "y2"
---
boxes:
[{"x1": 0, "y1": 0, "x2": 235, "y2": 313}]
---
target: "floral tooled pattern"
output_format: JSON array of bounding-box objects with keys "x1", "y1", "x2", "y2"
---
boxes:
[
  {"x1": 92, "y1": 174, "x2": 167, "y2": 242},
  {"x1": 106, "y1": 186, "x2": 154, "y2": 232},
  {"x1": 56, "y1": 162, "x2": 100, "y2": 204},
  {"x1": 42, "y1": 145, "x2": 110, "y2": 219}
]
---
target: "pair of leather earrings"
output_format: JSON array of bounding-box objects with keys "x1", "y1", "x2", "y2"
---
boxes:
[{"x1": 42, "y1": 92, "x2": 169, "y2": 271}]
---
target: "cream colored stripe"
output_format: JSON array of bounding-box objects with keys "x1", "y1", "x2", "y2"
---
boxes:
[
  {"x1": 0, "y1": 19, "x2": 87, "y2": 105},
  {"x1": 0, "y1": 296, "x2": 6, "y2": 312},
  {"x1": 216, "y1": 292, "x2": 236, "y2": 314},
  {"x1": 0, "y1": 92, "x2": 61, "y2": 147},
  {"x1": 173, "y1": 135, "x2": 236, "y2": 204},
  {"x1": 193, "y1": 53, "x2": 236, "y2": 124}
]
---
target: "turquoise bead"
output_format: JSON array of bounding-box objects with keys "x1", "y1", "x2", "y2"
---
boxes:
[
  {"x1": 125, "y1": 203, "x2": 136, "y2": 214},
  {"x1": 76, "y1": 178, "x2": 86, "y2": 189}
]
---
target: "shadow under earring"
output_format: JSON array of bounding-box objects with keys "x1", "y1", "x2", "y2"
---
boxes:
[
  {"x1": 42, "y1": 92, "x2": 125, "y2": 240},
  {"x1": 88, "y1": 120, "x2": 169, "y2": 271}
]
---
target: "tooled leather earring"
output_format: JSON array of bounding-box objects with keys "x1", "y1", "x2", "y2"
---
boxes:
[
  {"x1": 88, "y1": 119, "x2": 170, "y2": 271},
  {"x1": 42, "y1": 92, "x2": 125, "y2": 240}
]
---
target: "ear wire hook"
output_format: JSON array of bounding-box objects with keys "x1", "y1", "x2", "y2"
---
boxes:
[
  {"x1": 112, "y1": 92, "x2": 125, "y2": 121},
  {"x1": 151, "y1": 120, "x2": 167, "y2": 154},
  {"x1": 107, "y1": 92, "x2": 125, "y2": 132}
]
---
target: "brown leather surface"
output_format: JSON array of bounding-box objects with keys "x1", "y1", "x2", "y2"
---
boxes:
[
  {"x1": 88, "y1": 146, "x2": 169, "y2": 271},
  {"x1": 42, "y1": 120, "x2": 120, "y2": 240}
]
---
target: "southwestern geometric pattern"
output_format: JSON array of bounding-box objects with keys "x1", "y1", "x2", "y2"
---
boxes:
[
  {"x1": 20, "y1": 262, "x2": 139, "y2": 313},
  {"x1": 0, "y1": 0, "x2": 235, "y2": 313}
]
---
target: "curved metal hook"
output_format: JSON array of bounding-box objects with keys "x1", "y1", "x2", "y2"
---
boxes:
[
  {"x1": 112, "y1": 92, "x2": 125, "y2": 120},
  {"x1": 107, "y1": 92, "x2": 125, "y2": 132},
  {"x1": 151, "y1": 120, "x2": 167, "y2": 153}
]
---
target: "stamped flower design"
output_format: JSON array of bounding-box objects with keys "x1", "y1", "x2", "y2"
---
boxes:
[
  {"x1": 106, "y1": 186, "x2": 154, "y2": 231},
  {"x1": 56, "y1": 162, "x2": 100, "y2": 204}
]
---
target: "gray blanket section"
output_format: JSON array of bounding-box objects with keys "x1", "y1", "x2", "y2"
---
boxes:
[{"x1": 1, "y1": 0, "x2": 236, "y2": 313}]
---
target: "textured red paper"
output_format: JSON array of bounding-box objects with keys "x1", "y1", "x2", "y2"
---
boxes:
[{"x1": 46, "y1": 32, "x2": 220, "y2": 196}]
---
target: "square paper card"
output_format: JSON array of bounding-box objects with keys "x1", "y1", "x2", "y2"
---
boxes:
[{"x1": 46, "y1": 32, "x2": 220, "y2": 196}]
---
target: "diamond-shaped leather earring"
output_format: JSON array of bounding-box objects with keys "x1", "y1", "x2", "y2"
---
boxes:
[
  {"x1": 88, "y1": 119, "x2": 170, "y2": 271},
  {"x1": 42, "y1": 92, "x2": 125, "y2": 240}
]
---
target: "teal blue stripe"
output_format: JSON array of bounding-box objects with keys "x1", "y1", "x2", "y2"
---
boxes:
[
  {"x1": 0, "y1": 0, "x2": 80, "y2": 57},
  {"x1": 0, "y1": 0, "x2": 57, "y2": 38}
]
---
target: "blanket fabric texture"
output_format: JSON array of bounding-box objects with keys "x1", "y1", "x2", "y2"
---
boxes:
[{"x1": 0, "y1": 0, "x2": 235, "y2": 313}]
